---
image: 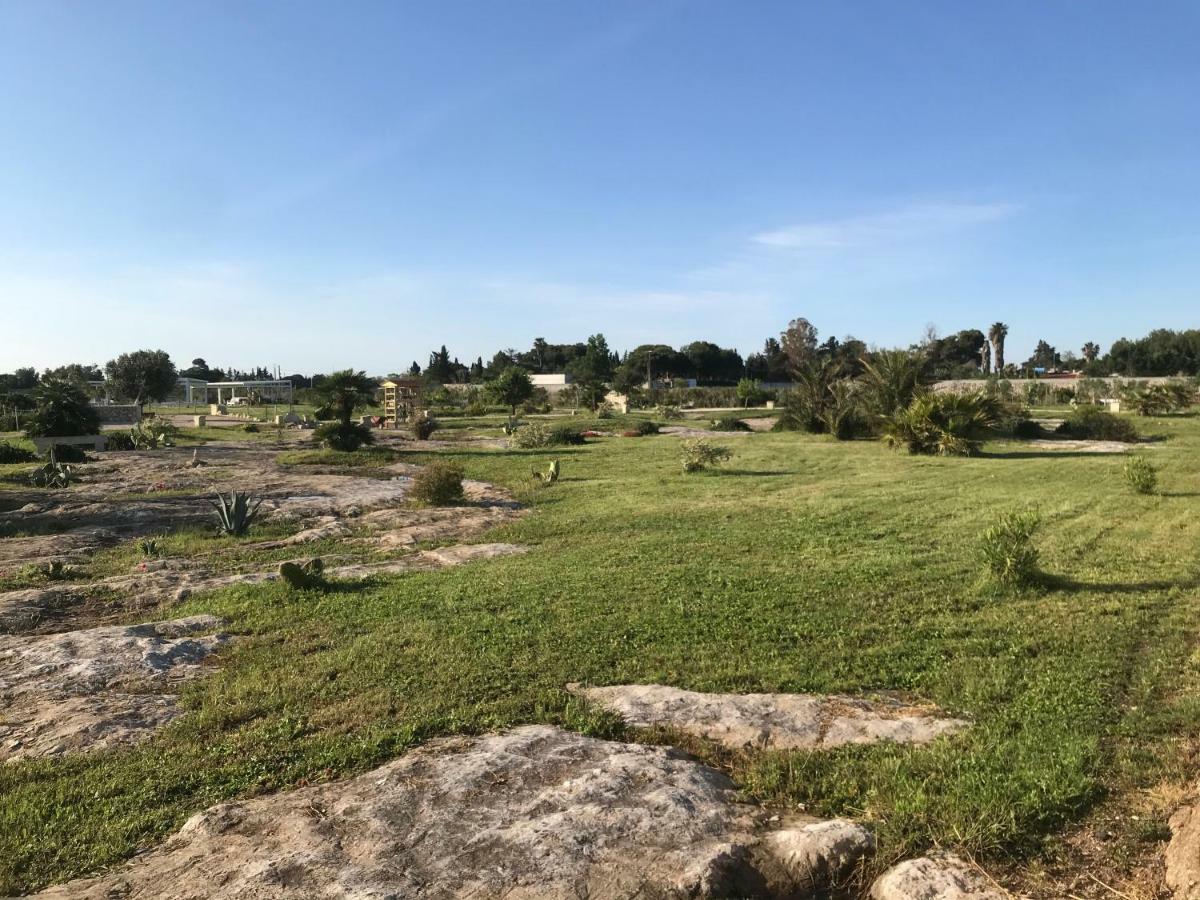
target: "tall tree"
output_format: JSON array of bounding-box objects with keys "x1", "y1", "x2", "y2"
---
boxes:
[
  {"x1": 1081, "y1": 342, "x2": 1100, "y2": 363},
  {"x1": 485, "y1": 366, "x2": 534, "y2": 416},
  {"x1": 565, "y1": 334, "x2": 616, "y2": 409},
  {"x1": 104, "y1": 350, "x2": 177, "y2": 408},
  {"x1": 781, "y1": 318, "x2": 820, "y2": 374},
  {"x1": 987, "y1": 322, "x2": 1009, "y2": 373}
]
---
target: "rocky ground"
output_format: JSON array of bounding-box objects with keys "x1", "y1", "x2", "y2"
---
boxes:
[
  {"x1": 0, "y1": 442, "x2": 527, "y2": 765},
  {"x1": 3, "y1": 438, "x2": 1194, "y2": 898}
]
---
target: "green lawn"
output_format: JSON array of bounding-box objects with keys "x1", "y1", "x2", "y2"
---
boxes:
[{"x1": 2, "y1": 419, "x2": 1199, "y2": 891}]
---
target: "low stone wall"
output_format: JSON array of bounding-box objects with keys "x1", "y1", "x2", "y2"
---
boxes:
[{"x1": 93, "y1": 405, "x2": 142, "y2": 426}]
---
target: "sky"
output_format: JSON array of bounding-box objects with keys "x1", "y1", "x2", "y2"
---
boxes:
[{"x1": 1, "y1": 0, "x2": 1198, "y2": 375}]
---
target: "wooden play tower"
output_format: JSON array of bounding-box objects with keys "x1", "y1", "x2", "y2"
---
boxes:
[{"x1": 380, "y1": 378, "x2": 424, "y2": 428}]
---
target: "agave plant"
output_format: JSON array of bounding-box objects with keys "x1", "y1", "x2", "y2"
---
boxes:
[{"x1": 209, "y1": 491, "x2": 265, "y2": 536}]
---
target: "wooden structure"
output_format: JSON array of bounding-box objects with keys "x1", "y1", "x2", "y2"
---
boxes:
[{"x1": 380, "y1": 378, "x2": 424, "y2": 428}]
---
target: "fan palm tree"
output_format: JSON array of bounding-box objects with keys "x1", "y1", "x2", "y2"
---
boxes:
[
  {"x1": 1082, "y1": 341, "x2": 1100, "y2": 363},
  {"x1": 988, "y1": 322, "x2": 1009, "y2": 373}
]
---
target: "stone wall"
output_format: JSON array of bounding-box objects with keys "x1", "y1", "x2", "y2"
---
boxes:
[{"x1": 93, "y1": 405, "x2": 142, "y2": 426}]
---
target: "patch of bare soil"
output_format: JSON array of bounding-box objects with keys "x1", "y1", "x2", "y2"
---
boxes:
[
  {"x1": 1026, "y1": 438, "x2": 1140, "y2": 453},
  {"x1": 0, "y1": 615, "x2": 228, "y2": 762},
  {"x1": 32, "y1": 725, "x2": 877, "y2": 899},
  {"x1": 567, "y1": 683, "x2": 967, "y2": 751}
]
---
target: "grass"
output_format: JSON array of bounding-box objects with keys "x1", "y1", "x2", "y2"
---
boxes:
[{"x1": 1, "y1": 418, "x2": 1199, "y2": 890}]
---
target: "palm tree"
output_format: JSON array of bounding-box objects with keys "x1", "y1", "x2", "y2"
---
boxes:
[
  {"x1": 988, "y1": 322, "x2": 1009, "y2": 373},
  {"x1": 858, "y1": 349, "x2": 928, "y2": 422},
  {"x1": 1082, "y1": 341, "x2": 1100, "y2": 364}
]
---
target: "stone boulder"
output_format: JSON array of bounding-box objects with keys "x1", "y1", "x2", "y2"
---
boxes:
[{"x1": 33, "y1": 725, "x2": 874, "y2": 899}]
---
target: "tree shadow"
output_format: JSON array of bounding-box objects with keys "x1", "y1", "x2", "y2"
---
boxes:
[
  {"x1": 716, "y1": 469, "x2": 795, "y2": 477},
  {"x1": 979, "y1": 450, "x2": 1129, "y2": 460}
]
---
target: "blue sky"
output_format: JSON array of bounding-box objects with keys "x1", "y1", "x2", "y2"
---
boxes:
[{"x1": 2, "y1": 1, "x2": 1198, "y2": 374}]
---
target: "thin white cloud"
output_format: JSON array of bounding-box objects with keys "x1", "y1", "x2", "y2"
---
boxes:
[{"x1": 752, "y1": 202, "x2": 1021, "y2": 251}]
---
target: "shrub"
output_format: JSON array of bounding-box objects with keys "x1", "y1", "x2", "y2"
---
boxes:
[
  {"x1": 820, "y1": 380, "x2": 868, "y2": 440},
  {"x1": 979, "y1": 510, "x2": 1042, "y2": 587},
  {"x1": 413, "y1": 417, "x2": 439, "y2": 441},
  {"x1": 409, "y1": 461, "x2": 465, "y2": 505},
  {"x1": 464, "y1": 401, "x2": 488, "y2": 416},
  {"x1": 242, "y1": 423, "x2": 260, "y2": 433},
  {"x1": 632, "y1": 420, "x2": 660, "y2": 436},
  {"x1": 49, "y1": 443, "x2": 89, "y2": 463},
  {"x1": 313, "y1": 421, "x2": 375, "y2": 451},
  {"x1": 1056, "y1": 407, "x2": 1139, "y2": 442},
  {"x1": 1123, "y1": 456, "x2": 1158, "y2": 495},
  {"x1": 858, "y1": 350, "x2": 927, "y2": 422},
  {"x1": 105, "y1": 431, "x2": 136, "y2": 451},
  {"x1": 24, "y1": 379, "x2": 100, "y2": 438},
  {"x1": 279, "y1": 558, "x2": 327, "y2": 591},
  {"x1": 512, "y1": 423, "x2": 585, "y2": 448},
  {"x1": 680, "y1": 438, "x2": 732, "y2": 473},
  {"x1": 549, "y1": 424, "x2": 587, "y2": 445},
  {"x1": 0, "y1": 442, "x2": 37, "y2": 463},
  {"x1": 1011, "y1": 418, "x2": 1044, "y2": 439},
  {"x1": 710, "y1": 414, "x2": 750, "y2": 432},
  {"x1": 883, "y1": 391, "x2": 999, "y2": 456},
  {"x1": 657, "y1": 405, "x2": 681, "y2": 420},
  {"x1": 209, "y1": 491, "x2": 265, "y2": 536}
]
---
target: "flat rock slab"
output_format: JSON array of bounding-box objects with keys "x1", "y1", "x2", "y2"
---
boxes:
[
  {"x1": 0, "y1": 615, "x2": 228, "y2": 762},
  {"x1": 871, "y1": 853, "x2": 1005, "y2": 899},
  {"x1": 31, "y1": 724, "x2": 873, "y2": 899},
  {"x1": 1026, "y1": 438, "x2": 1137, "y2": 453},
  {"x1": 1169, "y1": 793, "x2": 1200, "y2": 899},
  {"x1": 567, "y1": 683, "x2": 967, "y2": 751}
]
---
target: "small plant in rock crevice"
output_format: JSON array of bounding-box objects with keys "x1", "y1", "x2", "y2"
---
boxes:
[{"x1": 978, "y1": 510, "x2": 1042, "y2": 588}]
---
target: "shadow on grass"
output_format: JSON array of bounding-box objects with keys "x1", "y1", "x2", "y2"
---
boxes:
[
  {"x1": 1041, "y1": 572, "x2": 1200, "y2": 594},
  {"x1": 979, "y1": 450, "x2": 1132, "y2": 460},
  {"x1": 716, "y1": 469, "x2": 796, "y2": 477},
  {"x1": 1159, "y1": 491, "x2": 1200, "y2": 498}
]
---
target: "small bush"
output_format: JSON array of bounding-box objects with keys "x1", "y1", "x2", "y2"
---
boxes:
[
  {"x1": 313, "y1": 421, "x2": 375, "y2": 451},
  {"x1": 464, "y1": 401, "x2": 488, "y2": 416},
  {"x1": 979, "y1": 510, "x2": 1042, "y2": 587},
  {"x1": 105, "y1": 431, "x2": 136, "y2": 451},
  {"x1": 1011, "y1": 418, "x2": 1044, "y2": 439},
  {"x1": 1123, "y1": 456, "x2": 1158, "y2": 495},
  {"x1": 242, "y1": 423, "x2": 260, "y2": 433},
  {"x1": 0, "y1": 442, "x2": 36, "y2": 463},
  {"x1": 657, "y1": 405, "x2": 681, "y2": 420},
  {"x1": 680, "y1": 438, "x2": 732, "y2": 473},
  {"x1": 413, "y1": 417, "x2": 440, "y2": 441},
  {"x1": 632, "y1": 420, "x2": 660, "y2": 436},
  {"x1": 409, "y1": 461, "x2": 465, "y2": 505},
  {"x1": 1056, "y1": 407, "x2": 1139, "y2": 442},
  {"x1": 549, "y1": 424, "x2": 587, "y2": 445},
  {"x1": 512, "y1": 423, "x2": 585, "y2": 448},
  {"x1": 710, "y1": 414, "x2": 750, "y2": 432}
]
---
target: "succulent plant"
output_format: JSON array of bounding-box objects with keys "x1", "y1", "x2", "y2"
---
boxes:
[{"x1": 209, "y1": 491, "x2": 265, "y2": 536}]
